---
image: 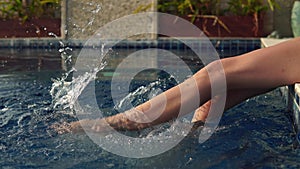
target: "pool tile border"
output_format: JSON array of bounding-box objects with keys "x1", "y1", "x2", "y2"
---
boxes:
[{"x1": 0, "y1": 38, "x2": 261, "y2": 58}]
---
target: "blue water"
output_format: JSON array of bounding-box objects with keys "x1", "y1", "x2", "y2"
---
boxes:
[{"x1": 0, "y1": 49, "x2": 299, "y2": 168}]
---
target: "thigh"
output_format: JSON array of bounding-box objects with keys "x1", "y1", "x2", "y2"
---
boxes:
[{"x1": 222, "y1": 38, "x2": 300, "y2": 90}]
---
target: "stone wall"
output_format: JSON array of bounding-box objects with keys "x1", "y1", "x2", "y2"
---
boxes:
[
  {"x1": 64, "y1": 0, "x2": 295, "y2": 39},
  {"x1": 273, "y1": 0, "x2": 295, "y2": 37},
  {"x1": 65, "y1": 0, "x2": 156, "y2": 39}
]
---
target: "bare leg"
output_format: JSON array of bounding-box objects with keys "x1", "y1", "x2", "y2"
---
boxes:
[
  {"x1": 191, "y1": 88, "x2": 273, "y2": 122},
  {"x1": 67, "y1": 89, "x2": 272, "y2": 133},
  {"x1": 192, "y1": 100, "x2": 212, "y2": 123},
  {"x1": 69, "y1": 38, "x2": 300, "y2": 133}
]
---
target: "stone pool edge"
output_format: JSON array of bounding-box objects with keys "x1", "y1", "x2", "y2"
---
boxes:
[{"x1": 261, "y1": 38, "x2": 300, "y2": 134}]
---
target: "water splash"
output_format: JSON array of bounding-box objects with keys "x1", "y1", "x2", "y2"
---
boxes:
[
  {"x1": 48, "y1": 1, "x2": 104, "y2": 115},
  {"x1": 49, "y1": 32, "x2": 73, "y2": 68},
  {"x1": 50, "y1": 65, "x2": 106, "y2": 115},
  {"x1": 49, "y1": 31, "x2": 107, "y2": 115},
  {"x1": 113, "y1": 75, "x2": 178, "y2": 112},
  {"x1": 114, "y1": 80, "x2": 161, "y2": 110}
]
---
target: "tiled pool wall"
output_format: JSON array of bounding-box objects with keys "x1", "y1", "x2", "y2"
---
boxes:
[{"x1": 0, "y1": 38, "x2": 261, "y2": 58}]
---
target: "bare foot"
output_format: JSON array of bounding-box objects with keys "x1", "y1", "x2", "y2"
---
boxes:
[
  {"x1": 50, "y1": 121, "x2": 72, "y2": 134},
  {"x1": 191, "y1": 100, "x2": 211, "y2": 123},
  {"x1": 51, "y1": 119, "x2": 114, "y2": 134},
  {"x1": 51, "y1": 101, "x2": 211, "y2": 135}
]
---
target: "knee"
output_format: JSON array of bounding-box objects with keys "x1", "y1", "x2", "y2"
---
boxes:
[
  {"x1": 204, "y1": 59, "x2": 233, "y2": 81},
  {"x1": 197, "y1": 59, "x2": 228, "y2": 93}
]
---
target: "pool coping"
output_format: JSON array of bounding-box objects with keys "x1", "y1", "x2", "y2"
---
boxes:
[{"x1": 261, "y1": 38, "x2": 300, "y2": 133}]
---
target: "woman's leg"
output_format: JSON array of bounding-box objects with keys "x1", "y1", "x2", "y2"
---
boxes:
[
  {"x1": 191, "y1": 88, "x2": 273, "y2": 122},
  {"x1": 221, "y1": 38, "x2": 300, "y2": 90},
  {"x1": 70, "y1": 38, "x2": 300, "y2": 133},
  {"x1": 192, "y1": 37, "x2": 300, "y2": 123}
]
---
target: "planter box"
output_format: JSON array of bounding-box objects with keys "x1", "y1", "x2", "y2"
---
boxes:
[
  {"x1": 193, "y1": 15, "x2": 265, "y2": 37},
  {"x1": 159, "y1": 15, "x2": 265, "y2": 38},
  {"x1": 0, "y1": 19, "x2": 61, "y2": 38}
]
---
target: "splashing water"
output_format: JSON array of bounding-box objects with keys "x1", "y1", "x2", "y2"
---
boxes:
[
  {"x1": 50, "y1": 65, "x2": 106, "y2": 115},
  {"x1": 114, "y1": 80, "x2": 161, "y2": 110},
  {"x1": 48, "y1": 1, "x2": 105, "y2": 115},
  {"x1": 49, "y1": 35, "x2": 107, "y2": 115},
  {"x1": 114, "y1": 75, "x2": 177, "y2": 112},
  {"x1": 49, "y1": 32, "x2": 73, "y2": 66}
]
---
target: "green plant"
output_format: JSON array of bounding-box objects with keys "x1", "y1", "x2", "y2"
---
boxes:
[
  {"x1": 227, "y1": 0, "x2": 279, "y2": 36},
  {"x1": 157, "y1": 0, "x2": 184, "y2": 15},
  {"x1": 133, "y1": 3, "x2": 153, "y2": 13},
  {"x1": 227, "y1": 0, "x2": 278, "y2": 16},
  {"x1": 137, "y1": 0, "x2": 280, "y2": 37},
  {"x1": 157, "y1": 0, "x2": 230, "y2": 35},
  {"x1": 158, "y1": 0, "x2": 221, "y2": 16},
  {"x1": 0, "y1": 0, "x2": 61, "y2": 21}
]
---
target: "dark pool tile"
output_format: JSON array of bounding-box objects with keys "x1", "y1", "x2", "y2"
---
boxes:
[
  {"x1": 0, "y1": 40, "x2": 12, "y2": 48},
  {"x1": 1, "y1": 38, "x2": 261, "y2": 58}
]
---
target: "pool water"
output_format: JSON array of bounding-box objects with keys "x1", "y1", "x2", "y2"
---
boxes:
[{"x1": 0, "y1": 49, "x2": 299, "y2": 168}]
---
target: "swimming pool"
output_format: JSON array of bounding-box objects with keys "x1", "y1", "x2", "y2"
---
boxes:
[{"x1": 0, "y1": 44, "x2": 299, "y2": 168}]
